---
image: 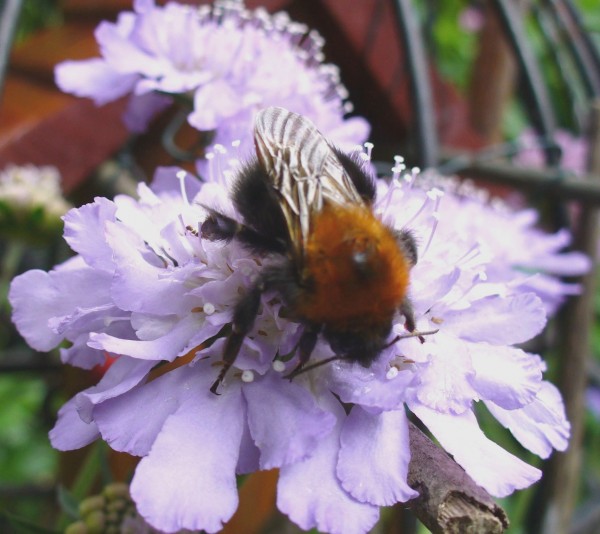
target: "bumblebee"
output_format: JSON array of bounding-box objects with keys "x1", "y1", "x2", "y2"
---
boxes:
[{"x1": 201, "y1": 107, "x2": 419, "y2": 394}]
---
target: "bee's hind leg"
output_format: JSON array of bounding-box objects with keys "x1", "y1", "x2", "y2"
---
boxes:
[
  {"x1": 283, "y1": 323, "x2": 321, "y2": 380},
  {"x1": 210, "y1": 282, "x2": 264, "y2": 395}
]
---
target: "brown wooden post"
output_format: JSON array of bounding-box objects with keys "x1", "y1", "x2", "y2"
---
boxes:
[{"x1": 542, "y1": 101, "x2": 600, "y2": 534}]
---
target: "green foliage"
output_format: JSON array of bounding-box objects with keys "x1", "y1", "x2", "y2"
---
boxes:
[
  {"x1": 0, "y1": 376, "x2": 56, "y2": 484},
  {"x1": 16, "y1": 0, "x2": 63, "y2": 43}
]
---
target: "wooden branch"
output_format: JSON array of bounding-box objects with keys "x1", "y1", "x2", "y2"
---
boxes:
[{"x1": 407, "y1": 422, "x2": 509, "y2": 534}]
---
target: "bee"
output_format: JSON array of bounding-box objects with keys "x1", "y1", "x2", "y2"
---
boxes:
[{"x1": 201, "y1": 107, "x2": 420, "y2": 394}]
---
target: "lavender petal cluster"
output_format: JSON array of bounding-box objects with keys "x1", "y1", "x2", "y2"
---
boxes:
[
  {"x1": 10, "y1": 160, "x2": 572, "y2": 533},
  {"x1": 55, "y1": 0, "x2": 369, "y2": 160}
]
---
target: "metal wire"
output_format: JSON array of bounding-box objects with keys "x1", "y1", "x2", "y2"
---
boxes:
[{"x1": 0, "y1": 0, "x2": 23, "y2": 100}]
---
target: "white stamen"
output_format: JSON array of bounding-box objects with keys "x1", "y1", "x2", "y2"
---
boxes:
[
  {"x1": 272, "y1": 360, "x2": 286, "y2": 373},
  {"x1": 363, "y1": 142, "x2": 374, "y2": 160},
  {"x1": 176, "y1": 170, "x2": 190, "y2": 205},
  {"x1": 392, "y1": 165, "x2": 403, "y2": 181},
  {"x1": 386, "y1": 366, "x2": 400, "y2": 380},
  {"x1": 241, "y1": 369, "x2": 255, "y2": 383},
  {"x1": 203, "y1": 302, "x2": 215, "y2": 315}
]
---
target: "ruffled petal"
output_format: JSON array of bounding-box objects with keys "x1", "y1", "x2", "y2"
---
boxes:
[
  {"x1": 55, "y1": 59, "x2": 138, "y2": 105},
  {"x1": 470, "y1": 345, "x2": 543, "y2": 409},
  {"x1": 9, "y1": 258, "x2": 112, "y2": 351},
  {"x1": 337, "y1": 407, "x2": 417, "y2": 505},
  {"x1": 76, "y1": 356, "x2": 155, "y2": 423},
  {"x1": 49, "y1": 396, "x2": 99, "y2": 451},
  {"x1": 243, "y1": 373, "x2": 336, "y2": 469},
  {"x1": 411, "y1": 402, "x2": 541, "y2": 497},
  {"x1": 105, "y1": 222, "x2": 198, "y2": 315},
  {"x1": 277, "y1": 392, "x2": 380, "y2": 534},
  {"x1": 88, "y1": 314, "x2": 202, "y2": 361},
  {"x1": 411, "y1": 334, "x2": 477, "y2": 414},
  {"x1": 131, "y1": 370, "x2": 244, "y2": 533},
  {"x1": 62, "y1": 198, "x2": 117, "y2": 272},
  {"x1": 486, "y1": 381, "x2": 570, "y2": 458},
  {"x1": 94, "y1": 363, "x2": 198, "y2": 456},
  {"x1": 327, "y1": 357, "x2": 415, "y2": 411},
  {"x1": 442, "y1": 293, "x2": 546, "y2": 345}
]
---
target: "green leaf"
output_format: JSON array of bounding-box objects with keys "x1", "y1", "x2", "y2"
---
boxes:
[
  {"x1": 57, "y1": 485, "x2": 81, "y2": 520},
  {"x1": 0, "y1": 509, "x2": 59, "y2": 534}
]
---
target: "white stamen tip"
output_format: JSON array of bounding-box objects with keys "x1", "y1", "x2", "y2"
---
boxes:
[
  {"x1": 203, "y1": 302, "x2": 215, "y2": 315},
  {"x1": 231, "y1": 140, "x2": 241, "y2": 148},
  {"x1": 176, "y1": 170, "x2": 190, "y2": 205},
  {"x1": 241, "y1": 370, "x2": 255, "y2": 383},
  {"x1": 386, "y1": 366, "x2": 400, "y2": 380},
  {"x1": 272, "y1": 360, "x2": 286, "y2": 373}
]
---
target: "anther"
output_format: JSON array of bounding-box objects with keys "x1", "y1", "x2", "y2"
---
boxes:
[{"x1": 241, "y1": 370, "x2": 255, "y2": 383}]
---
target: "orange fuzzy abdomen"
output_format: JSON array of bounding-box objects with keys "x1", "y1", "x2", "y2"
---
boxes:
[{"x1": 297, "y1": 204, "x2": 411, "y2": 330}]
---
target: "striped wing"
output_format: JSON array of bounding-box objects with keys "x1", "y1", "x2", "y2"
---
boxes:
[{"x1": 254, "y1": 107, "x2": 365, "y2": 259}]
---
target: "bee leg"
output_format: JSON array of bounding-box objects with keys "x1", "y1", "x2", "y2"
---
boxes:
[
  {"x1": 399, "y1": 298, "x2": 425, "y2": 343},
  {"x1": 394, "y1": 228, "x2": 418, "y2": 267},
  {"x1": 210, "y1": 282, "x2": 264, "y2": 395},
  {"x1": 201, "y1": 208, "x2": 286, "y2": 255},
  {"x1": 283, "y1": 324, "x2": 321, "y2": 380}
]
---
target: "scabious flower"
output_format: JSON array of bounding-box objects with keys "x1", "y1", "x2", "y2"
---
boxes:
[
  {"x1": 514, "y1": 128, "x2": 589, "y2": 175},
  {"x1": 0, "y1": 164, "x2": 71, "y2": 240},
  {"x1": 408, "y1": 169, "x2": 591, "y2": 315},
  {"x1": 10, "y1": 146, "x2": 571, "y2": 533},
  {"x1": 55, "y1": 0, "x2": 369, "y2": 165}
]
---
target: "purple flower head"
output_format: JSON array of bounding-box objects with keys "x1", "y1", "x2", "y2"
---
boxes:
[
  {"x1": 409, "y1": 169, "x2": 591, "y2": 315},
  {"x1": 55, "y1": 0, "x2": 369, "y2": 162},
  {"x1": 10, "y1": 144, "x2": 572, "y2": 532},
  {"x1": 515, "y1": 128, "x2": 589, "y2": 175}
]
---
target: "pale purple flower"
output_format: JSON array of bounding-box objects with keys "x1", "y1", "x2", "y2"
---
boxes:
[
  {"x1": 55, "y1": 0, "x2": 369, "y2": 162},
  {"x1": 515, "y1": 128, "x2": 589, "y2": 175},
  {"x1": 406, "y1": 169, "x2": 591, "y2": 315},
  {"x1": 10, "y1": 150, "x2": 571, "y2": 533},
  {"x1": 459, "y1": 5, "x2": 485, "y2": 33}
]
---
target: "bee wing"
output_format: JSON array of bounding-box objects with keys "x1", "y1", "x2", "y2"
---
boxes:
[{"x1": 254, "y1": 107, "x2": 364, "y2": 257}]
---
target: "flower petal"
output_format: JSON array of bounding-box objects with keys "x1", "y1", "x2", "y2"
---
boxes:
[
  {"x1": 277, "y1": 392, "x2": 380, "y2": 534},
  {"x1": 93, "y1": 363, "x2": 199, "y2": 456},
  {"x1": 485, "y1": 381, "x2": 570, "y2": 458},
  {"x1": 411, "y1": 402, "x2": 541, "y2": 497},
  {"x1": 244, "y1": 373, "x2": 336, "y2": 469},
  {"x1": 131, "y1": 370, "x2": 244, "y2": 533},
  {"x1": 123, "y1": 92, "x2": 172, "y2": 133},
  {"x1": 337, "y1": 407, "x2": 418, "y2": 505},
  {"x1": 442, "y1": 293, "x2": 546, "y2": 345},
  {"x1": 55, "y1": 59, "x2": 138, "y2": 105},
  {"x1": 49, "y1": 396, "x2": 99, "y2": 451},
  {"x1": 327, "y1": 357, "x2": 415, "y2": 411},
  {"x1": 88, "y1": 313, "x2": 201, "y2": 361},
  {"x1": 470, "y1": 345, "x2": 542, "y2": 409},
  {"x1": 9, "y1": 258, "x2": 112, "y2": 351},
  {"x1": 62, "y1": 198, "x2": 117, "y2": 272},
  {"x1": 105, "y1": 222, "x2": 198, "y2": 315},
  {"x1": 76, "y1": 356, "x2": 155, "y2": 423}
]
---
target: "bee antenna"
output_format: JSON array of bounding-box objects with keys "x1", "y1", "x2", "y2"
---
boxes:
[
  {"x1": 386, "y1": 328, "x2": 439, "y2": 347},
  {"x1": 283, "y1": 355, "x2": 343, "y2": 381}
]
